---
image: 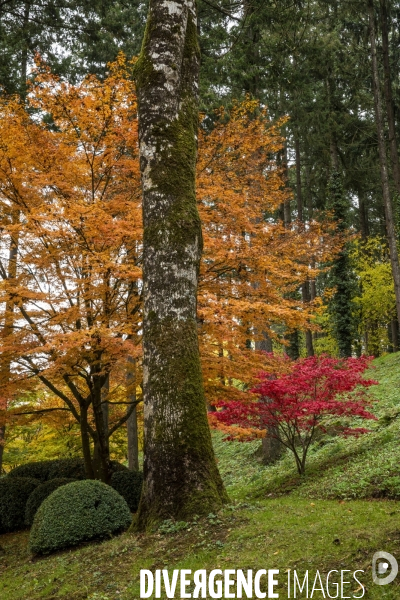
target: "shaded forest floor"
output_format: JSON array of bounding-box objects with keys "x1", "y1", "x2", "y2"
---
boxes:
[{"x1": 2, "y1": 353, "x2": 400, "y2": 599}]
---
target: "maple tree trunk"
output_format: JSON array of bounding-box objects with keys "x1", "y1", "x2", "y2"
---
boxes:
[
  {"x1": 80, "y1": 404, "x2": 95, "y2": 479},
  {"x1": 134, "y1": 0, "x2": 227, "y2": 528},
  {"x1": 92, "y1": 376, "x2": 111, "y2": 481},
  {"x1": 0, "y1": 209, "x2": 19, "y2": 473},
  {"x1": 369, "y1": 0, "x2": 400, "y2": 325},
  {"x1": 127, "y1": 356, "x2": 139, "y2": 471},
  {"x1": 92, "y1": 374, "x2": 111, "y2": 483}
]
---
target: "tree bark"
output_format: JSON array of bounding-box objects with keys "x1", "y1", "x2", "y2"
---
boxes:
[
  {"x1": 0, "y1": 210, "x2": 19, "y2": 473},
  {"x1": 127, "y1": 356, "x2": 139, "y2": 471},
  {"x1": 134, "y1": 0, "x2": 227, "y2": 528},
  {"x1": 380, "y1": 0, "x2": 400, "y2": 195},
  {"x1": 369, "y1": 0, "x2": 400, "y2": 325},
  {"x1": 295, "y1": 134, "x2": 314, "y2": 356},
  {"x1": 93, "y1": 375, "x2": 111, "y2": 482}
]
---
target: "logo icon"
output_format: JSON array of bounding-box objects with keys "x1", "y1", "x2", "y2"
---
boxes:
[{"x1": 372, "y1": 551, "x2": 398, "y2": 585}]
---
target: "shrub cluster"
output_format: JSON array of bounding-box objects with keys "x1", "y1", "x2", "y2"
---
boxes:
[
  {"x1": 0, "y1": 477, "x2": 41, "y2": 533},
  {"x1": 25, "y1": 478, "x2": 76, "y2": 527},
  {"x1": 110, "y1": 470, "x2": 143, "y2": 512},
  {"x1": 8, "y1": 458, "x2": 128, "y2": 481},
  {"x1": 29, "y1": 480, "x2": 132, "y2": 554}
]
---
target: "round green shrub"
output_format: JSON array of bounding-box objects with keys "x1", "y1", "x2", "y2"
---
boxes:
[
  {"x1": 7, "y1": 461, "x2": 54, "y2": 482},
  {"x1": 29, "y1": 480, "x2": 132, "y2": 555},
  {"x1": 110, "y1": 470, "x2": 143, "y2": 512},
  {"x1": 9, "y1": 458, "x2": 128, "y2": 482},
  {"x1": 0, "y1": 477, "x2": 41, "y2": 533},
  {"x1": 25, "y1": 478, "x2": 76, "y2": 527}
]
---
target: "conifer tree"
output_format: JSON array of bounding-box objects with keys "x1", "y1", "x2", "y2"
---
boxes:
[{"x1": 328, "y1": 171, "x2": 356, "y2": 357}]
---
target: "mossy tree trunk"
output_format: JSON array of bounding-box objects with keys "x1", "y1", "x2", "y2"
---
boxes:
[{"x1": 134, "y1": 0, "x2": 227, "y2": 529}]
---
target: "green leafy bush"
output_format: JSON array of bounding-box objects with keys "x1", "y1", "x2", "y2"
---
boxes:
[
  {"x1": 29, "y1": 480, "x2": 132, "y2": 554},
  {"x1": 110, "y1": 470, "x2": 143, "y2": 512},
  {"x1": 25, "y1": 478, "x2": 76, "y2": 526},
  {"x1": 0, "y1": 477, "x2": 41, "y2": 533},
  {"x1": 8, "y1": 458, "x2": 128, "y2": 482},
  {"x1": 7, "y1": 461, "x2": 54, "y2": 482}
]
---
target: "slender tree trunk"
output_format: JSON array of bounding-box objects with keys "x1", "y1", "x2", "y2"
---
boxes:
[
  {"x1": 0, "y1": 210, "x2": 19, "y2": 473},
  {"x1": 134, "y1": 0, "x2": 227, "y2": 528},
  {"x1": 282, "y1": 141, "x2": 291, "y2": 226},
  {"x1": 380, "y1": 0, "x2": 400, "y2": 195},
  {"x1": 127, "y1": 356, "x2": 139, "y2": 471},
  {"x1": 93, "y1": 375, "x2": 111, "y2": 481},
  {"x1": 369, "y1": 0, "x2": 400, "y2": 324},
  {"x1": 358, "y1": 189, "x2": 370, "y2": 239},
  {"x1": 391, "y1": 318, "x2": 399, "y2": 351},
  {"x1": 92, "y1": 373, "x2": 111, "y2": 483},
  {"x1": 80, "y1": 404, "x2": 95, "y2": 479},
  {"x1": 0, "y1": 3, "x2": 30, "y2": 473},
  {"x1": 295, "y1": 134, "x2": 314, "y2": 356}
]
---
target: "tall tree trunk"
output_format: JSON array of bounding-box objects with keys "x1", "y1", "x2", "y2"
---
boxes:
[
  {"x1": 134, "y1": 0, "x2": 227, "y2": 528},
  {"x1": 380, "y1": 0, "x2": 400, "y2": 195},
  {"x1": 127, "y1": 356, "x2": 139, "y2": 471},
  {"x1": 0, "y1": 3, "x2": 30, "y2": 473},
  {"x1": 369, "y1": 0, "x2": 400, "y2": 324},
  {"x1": 93, "y1": 375, "x2": 111, "y2": 481},
  {"x1": 357, "y1": 189, "x2": 370, "y2": 239},
  {"x1": 80, "y1": 404, "x2": 95, "y2": 479},
  {"x1": 92, "y1": 372, "x2": 111, "y2": 483},
  {"x1": 0, "y1": 210, "x2": 19, "y2": 473},
  {"x1": 295, "y1": 134, "x2": 314, "y2": 356}
]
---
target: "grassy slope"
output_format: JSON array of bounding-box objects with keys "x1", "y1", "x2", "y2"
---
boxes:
[{"x1": 1, "y1": 353, "x2": 400, "y2": 599}]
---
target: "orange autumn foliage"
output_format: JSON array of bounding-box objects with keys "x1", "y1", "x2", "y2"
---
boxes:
[{"x1": 0, "y1": 58, "x2": 338, "y2": 451}]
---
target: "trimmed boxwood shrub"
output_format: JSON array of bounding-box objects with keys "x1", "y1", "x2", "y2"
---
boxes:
[
  {"x1": 7, "y1": 461, "x2": 54, "y2": 482},
  {"x1": 9, "y1": 458, "x2": 128, "y2": 482},
  {"x1": 0, "y1": 477, "x2": 41, "y2": 533},
  {"x1": 110, "y1": 470, "x2": 143, "y2": 512},
  {"x1": 29, "y1": 480, "x2": 132, "y2": 554},
  {"x1": 25, "y1": 478, "x2": 76, "y2": 527}
]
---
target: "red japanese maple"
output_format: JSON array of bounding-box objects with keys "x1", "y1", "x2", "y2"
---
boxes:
[{"x1": 213, "y1": 354, "x2": 378, "y2": 475}]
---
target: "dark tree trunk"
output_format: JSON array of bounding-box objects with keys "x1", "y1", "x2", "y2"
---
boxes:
[
  {"x1": 134, "y1": 0, "x2": 227, "y2": 528},
  {"x1": 380, "y1": 0, "x2": 400, "y2": 195},
  {"x1": 92, "y1": 373, "x2": 111, "y2": 483},
  {"x1": 260, "y1": 434, "x2": 282, "y2": 465},
  {"x1": 255, "y1": 332, "x2": 273, "y2": 353},
  {"x1": 369, "y1": 0, "x2": 400, "y2": 325},
  {"x1": 358, "y1": 190, "x2": 370, "y2": 239},
  {"x1": 295, "y1": 134, "x2": 314, "y2": 356},
  {"x1": 391, "y1": 318, "x2": 399, "y2": 352},
  {"x1": 80, "y1": 404, "x2": 95, "y2": 479},
  {"x1": 127, "y1": 356, "x2": 139, "y2": 471},
  {"x1": 92, "y1": 376, "x2": 111, "y2": 482},
  {"x1": 0, "y1": 210, "x2": 19, "y2": 474}
]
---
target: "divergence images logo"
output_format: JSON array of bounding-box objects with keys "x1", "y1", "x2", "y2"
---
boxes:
[{"x1": 372, "y1": 551, "x2": 398, "y2": 586}]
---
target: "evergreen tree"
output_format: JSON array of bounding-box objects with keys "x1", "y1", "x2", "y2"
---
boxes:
[{"x1": 328, "y1": 171, "x2": 356, "y2": 357}]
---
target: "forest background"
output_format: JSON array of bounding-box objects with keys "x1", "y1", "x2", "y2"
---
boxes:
[{"x1": 0, "y1": 0, "x2": 399, "y2": 477}]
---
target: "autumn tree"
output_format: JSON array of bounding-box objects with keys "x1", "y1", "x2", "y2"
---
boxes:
[
  {"x1": 214, "y1": 354, "x2": 378, "y2": 475},
  {"x1": 133, "y1": 0, "x2": 228, "y2": 528},
  {"x1": 196, "y1": 100, "x2": 339, "y2": 406},
  {"x1": 0, "y1": 58, "x2": 340, "y2": 484},
  {"x1": 0, "y1": 57, "x2": 142, "y2": 482}
]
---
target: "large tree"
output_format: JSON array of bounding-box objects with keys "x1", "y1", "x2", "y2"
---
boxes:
[{"x1": 133, "y1": 0, "x2": 228, "y2": 528}]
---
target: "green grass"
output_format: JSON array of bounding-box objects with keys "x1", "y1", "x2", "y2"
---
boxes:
[{"x1": 1, "y1": 353, "x2": 400, "y2": 599}]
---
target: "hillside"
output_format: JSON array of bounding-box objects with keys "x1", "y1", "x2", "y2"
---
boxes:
[{"x1": 1, "y1": 354, "x2": 400, "y2": 599}]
